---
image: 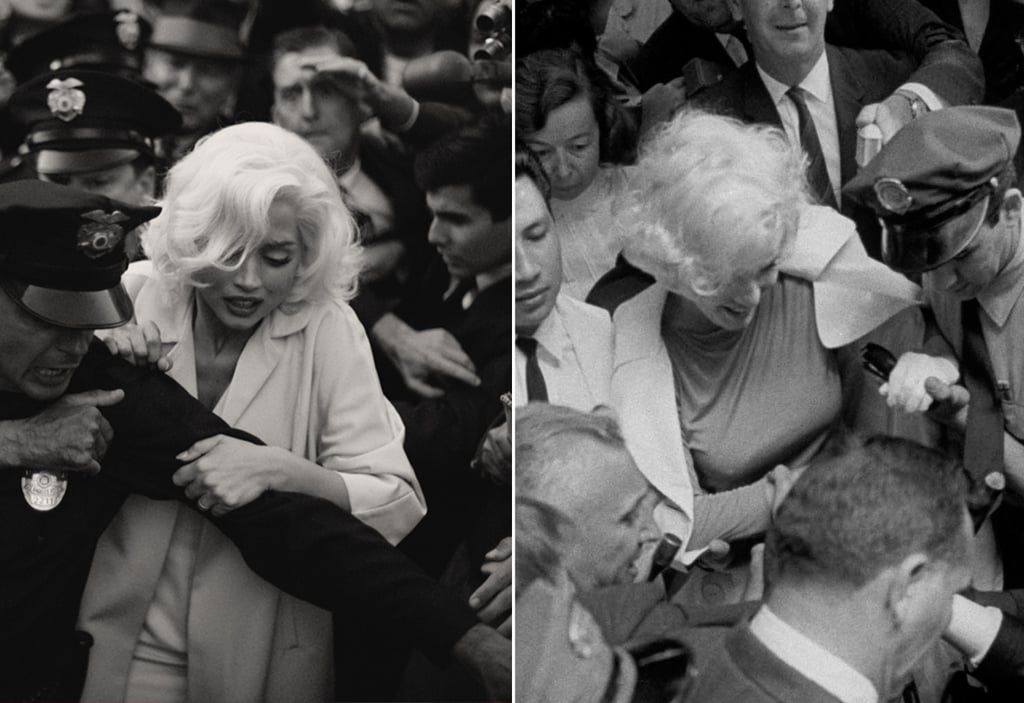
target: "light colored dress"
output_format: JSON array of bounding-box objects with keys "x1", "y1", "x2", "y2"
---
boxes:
[{"x1": 77, "y1": 262, "x2": 426, "y2": 703}]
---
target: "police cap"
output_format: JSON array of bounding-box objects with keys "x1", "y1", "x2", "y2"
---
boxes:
[
  {"x1": 844, "y1": 106, "x2": 1021, "y2": 272},
  {"x1": 0, "y1": 180, "x2": 160, "y2": 328},
  {"x1": 4, "y1": 10, "x2": 151, "y2": 84},
  {"x1": 8, "y1": 69, "x2": 181, "y2": 176}
]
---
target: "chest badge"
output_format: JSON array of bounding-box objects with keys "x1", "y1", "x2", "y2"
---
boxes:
[{"x1": 22, "y1": 470, "x2": 68, "y2": 511}]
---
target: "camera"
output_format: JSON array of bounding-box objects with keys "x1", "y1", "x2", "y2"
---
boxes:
[{"x1": 472, "y1": 0, "x2": 511, "y2": 62}]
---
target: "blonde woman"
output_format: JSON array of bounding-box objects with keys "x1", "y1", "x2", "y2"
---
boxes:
[{"x1": 78, "y1": 122, "x2": 426, "y2": 702}]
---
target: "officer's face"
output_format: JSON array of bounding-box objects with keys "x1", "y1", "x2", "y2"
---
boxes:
[
  {"x1": 193, "y1": 201, "x2": 303, "y2": 334},
  {"x1": 0, "y1": 287, "x2": 92, "y2": 401},
  {"x1": 564, "y1": 441, "x2": 660, "y2": 588},
  {"x1": 41, "y1": 163, "x2": 155, "y2": 206},
  {"x1": 730, "y1": 0, "x2": 834, "y2": 78},
  {"x1": 145, "y1": 49, "x2": 240, "y2": 132},
  {"x1": 272, "y1": 47, "x2": 361, "y2": 167},
  {"x1": 515, "y1": 176, "x2": 561, "y2": 337},
  {"x1": 525, "y1": 97, "x2": 601, "y2": 202},
  {"x1": 927, "y1": 193, "x2": 1022, "y2": 300},
  {"x1": 426, "y1": 185, "x2": 512, "y2": 280}
]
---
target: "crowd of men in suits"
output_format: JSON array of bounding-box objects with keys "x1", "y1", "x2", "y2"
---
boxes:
[
  {"x1": 0, "y1": 0, "x2": 513, "y2": 700},
  {"x1": 516, "y1": 0, "x2": 1024, "y2": 701}
]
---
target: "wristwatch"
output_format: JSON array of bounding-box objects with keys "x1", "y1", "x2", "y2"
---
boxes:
[{"x1": 894, "y1": 89, "x2": 930, "y2": 120}]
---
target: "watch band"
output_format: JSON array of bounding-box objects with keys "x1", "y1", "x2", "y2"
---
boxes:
[{"x1": 894, "y1": 89, "x2": 930, "y2": 120}]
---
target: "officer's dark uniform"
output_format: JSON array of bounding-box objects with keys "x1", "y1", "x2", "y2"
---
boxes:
[{"x1": 0, "y1": 181, "x2": 478, "y2": 701}]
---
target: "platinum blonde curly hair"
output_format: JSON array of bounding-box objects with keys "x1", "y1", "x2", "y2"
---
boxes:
[
  {"x1": 142, "y1": 121, "x2": 363, "y2": 310},
  {"x1": 621, "y1": 109, "x2": 810, "y2": 297}
]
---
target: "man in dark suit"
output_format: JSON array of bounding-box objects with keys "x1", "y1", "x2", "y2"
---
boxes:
[
  {"x1": 632, "y1": 0, "x2": 982, "y2": 111},
  {"x1": 0, "y1": 181, "x2": 509, "y2": 702},
  {"x1": 696, "y1": 0, "x2": 924, "y2": 257},
  {"x1": 686, "y1": 435, "x2": 974, "y2": 703},
  {"x1": 386, "y1": 119, "x2": 512, "y2": 578}
]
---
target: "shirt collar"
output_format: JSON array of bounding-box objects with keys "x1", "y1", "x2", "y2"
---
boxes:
[
  {"x1": 757, "y1": 50, "x2": 832, "y2": 108},
  {"x1": 529, "y1": 294, "x2": 572, "y2": 360},
  {"x1": 749, "y1": 605, "x2": 878, "y2": 703},
  {"x1": 978, "y1": 216, "x2": 1024, "y2": 327}
]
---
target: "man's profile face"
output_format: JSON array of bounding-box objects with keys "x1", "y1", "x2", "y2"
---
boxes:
[
  {"x1": 732, "y1": 0, "x2": 833, "y2": 76},
  {"x1": 426, "y1": 184, "x2": 511, "y2": 280},
  {"x1": 926, "y1": 192, "x2": 1022, "y2": 300},
  {"x1": 0, "y1": 288, "x2": 93, "y2": 400},
  {"x1": 272, "y1": 46, "x2": 361, "y2": 166},
  {"x1": 564, "y1": 441, "x2": 661, "y2": 589},
  {"x1": 515, "y1": 175, "x2": 561, "y2": 336}
]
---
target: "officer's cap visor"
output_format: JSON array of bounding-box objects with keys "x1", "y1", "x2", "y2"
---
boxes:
[
  {"x1": 882, "y1": 197, "x2": 989, "y2": 273},
  {"x1": 2, "y1": 279, "x2": 132, "y2": 329}
]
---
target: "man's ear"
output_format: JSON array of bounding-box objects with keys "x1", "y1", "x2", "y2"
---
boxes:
[
  {"x1": 137, "y1": 165, "x2": 156, "y2": 200},
  {"x1": 1001, "y1": 187, "x2": 1022, "y2": 229},
  {"x1": 885, "y1": 552, "x2": 929, "y2": 629}
]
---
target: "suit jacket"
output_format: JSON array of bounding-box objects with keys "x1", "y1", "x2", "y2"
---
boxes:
[
  {"x1": 387, "y1": 259, "x2": 512, "y2": 574},
  {"x1": 78, "y1": 270, "x2": 426, "y2": 703},
  {"x1": 686, "y1": 624, "x2": 847, "y2": 703},
  {"x1": 631, "y1": 0, "x2": 982, "y2": 104},
  {"x1": 515, "y1": 293, "x2": 613, "y2": 410},
  {"x1": 697, "y1": 44, "x2": 915, "y2": 257},
  {"x1": 0, "y1": 343, "x2": 478, "y2": 702}
]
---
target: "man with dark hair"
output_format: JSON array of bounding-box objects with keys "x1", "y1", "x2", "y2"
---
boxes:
[
  {"x1": 0, "y1": 180, "x2": 509, "y2": 701},
  {"x1": 391, "y1": 118, "x2": 512, "y2": 576},
  {"x1": 688, "y1": 434, "x2": 974, "y2": 702}
]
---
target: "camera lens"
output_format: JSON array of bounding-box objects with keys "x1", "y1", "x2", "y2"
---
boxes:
[
  {"x1": 475, "y1": 2, "x2": 511, "y2": 33},
  {"x1": 473, "y1": 36, "x2": 509, "y2": 61}
]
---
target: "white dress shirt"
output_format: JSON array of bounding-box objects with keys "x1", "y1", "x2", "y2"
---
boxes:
[
  {"x1": 757, "y1": 53, "x2": 842, "y2": 203},
  {"x1": 749, "y1": 605, "x2": 879, "y2": 703}
]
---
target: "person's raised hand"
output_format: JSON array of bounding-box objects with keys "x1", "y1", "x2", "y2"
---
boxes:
[{"x1": 0, "y1": 389, "x2": 124, "y2": 473}]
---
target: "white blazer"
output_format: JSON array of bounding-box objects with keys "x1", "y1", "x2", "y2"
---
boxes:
[{"x1": 78, "y1": 264, "x2": 426, "y2": 703}]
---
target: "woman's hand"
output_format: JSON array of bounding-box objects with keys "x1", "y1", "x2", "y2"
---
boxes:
[
  {"x1": 879, "y1": 351, "x2": 959, "y2": 413},
  {"x1": 172, "y1": 435, "x2": 281, "y2": 515},
  {"x1": 97, "y1": 321, "x2": 172, "y2": 371}
]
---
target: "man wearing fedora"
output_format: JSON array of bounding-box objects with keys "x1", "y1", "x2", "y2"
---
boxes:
[
  {"x1": 845, "y1": 105, "x2": 1024, "y2": 585},
  {"x1": 143, "y1": 2, "x2": 249, "y2": 163},
  {"x1": 0, "y1": 180, "x2": 510, "y2": 702}
]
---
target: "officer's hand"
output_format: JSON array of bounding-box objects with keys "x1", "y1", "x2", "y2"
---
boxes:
[
  {"x1": 880, "y1": 352, "x2": 959, "y2": 413},
  {"x1": 856, "y1": 95, "x2": 913, "y2": 142},
  {"x1": 373, "y1": 314, "x2": 480, "y2": 398},
  {"x1": 98, "y1": 321, "x2": 172, "y2": 371},
  {"x1": 172, "y1": 435, "x2": 277, "y2": 515},
  {"x1": 922, "y1": 377, "x2": 970, "y2": 432},
  {"x1": 469, "y1": 537, "x2": 512, "y2": 638},
  {"x1": 0, "y1": 389, "x2": 124, "y2": 473}
]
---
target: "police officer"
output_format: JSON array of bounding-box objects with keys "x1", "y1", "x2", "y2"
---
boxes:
[
  {"x1": 6, "y1": 69, "x2": 181, "y2": 257},
  {"x1": 0, "y1": 180, "x2": 509, "y2": 701},
  {"x1": 845, "y1": 105, "x2": 1024, "y2": 554}
]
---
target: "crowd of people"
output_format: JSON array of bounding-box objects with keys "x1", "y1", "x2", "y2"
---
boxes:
[
  {"x1": 516, "y1": 0, "x2": 1024, "y2": 701},
  {"x1": 0, "y1": 0, "x2": 511, "y2": 701},
  {"x1": 3, "y1": 0, "x2": 1024, "y2": 701}
]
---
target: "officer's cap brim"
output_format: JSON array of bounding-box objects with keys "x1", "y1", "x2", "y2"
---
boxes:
[{"x1": 2, "y1": 279, "x2": 132, "y2": 329}]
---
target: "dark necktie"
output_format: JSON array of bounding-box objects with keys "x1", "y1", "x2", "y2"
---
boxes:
[
  {"x1": 961, "y1": 300, "x2": 1005, "y2": 515},
  {"x1": 962, "y1": 300, "x2": 1003, "y2": 489},
  {"x1": 787, "y1": 86, "x2": 838, "y2": 209},
  {"x1": 516, "y1": 336, "x2": 549, "y2": 403}
]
